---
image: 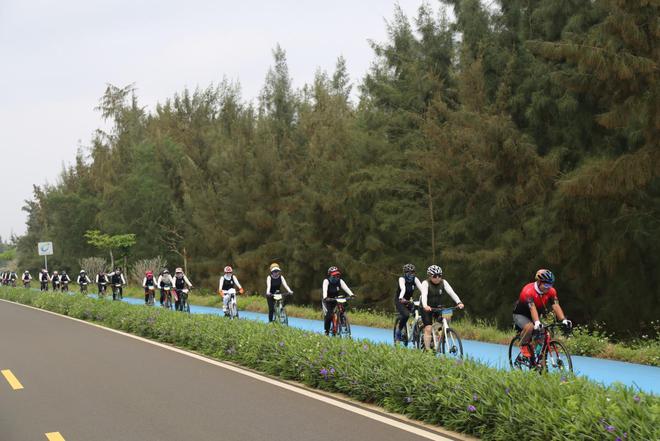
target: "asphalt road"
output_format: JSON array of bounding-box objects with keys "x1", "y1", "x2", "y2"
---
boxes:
[{"x1": 0, "y1": 300, "x2": 463, "y2": 441}]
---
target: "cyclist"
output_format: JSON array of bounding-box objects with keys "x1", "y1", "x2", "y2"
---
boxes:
[
  {"x1": 77, "y1": 270, "x2": 91, "y2": 292},
  {"x1": 22, "y1": 270, "x2": 32, "y2": 287},
  {"x1": 39, "y1": 269, "x2": 50, "y2": 291},
  {"x1": 141, "y1": 271, "x2": 157, "y2": 304},
  {"x1": 420, "y1": 265, "x2": 464, "y2": 350},
  {"x1": 172, "y1": 268, "x2": 193, "y2": 311},
  {"x1": 513, "y1": 269, "x2": 572, "y2": 359},
  {"x1": 394, "y1": 263, "x2": 424, "y2": 343},
  {"x1": 7, "y1": 271, "x2": 18, "y2": 286},
  {"x1": 96, "y1": 270, "x2": 109, "y2": 295},
  {"x1": 265, "y1": 263, "x2": 294, "y2": 322},
  {"x1": 60, "y1": 270, "x2": 71, "y2": 290},
  {"x1": 157, "y1": 268, "x2": 173, "y2": 306},
  {"x1": 50, "y1": 271, "x2": 60, "y2": 291},
  {"x1": 108, "y1": 267, "x2": 126, "y2": 299},
  {"x1": 219, "y1": 266, "x2": 244, "y2": 316},
  {"x1": 322, "y1": 266, "x2": 355, "y2": 336}
]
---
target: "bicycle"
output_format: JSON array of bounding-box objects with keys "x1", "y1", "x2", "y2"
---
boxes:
[
  {"x1": 223, "y1": 288, "x2": 239, "y2": 319},
  {"x1": 112, "y1": 283, "x2": 123, "y2": 301},
  {"x1": 52, "y1": 280, "x2": 61, "y2": 292},
  {"x1": 40, "y1": 281, "x2": 49, "y2": 291},
  {"x1": 175, "y1": 288, "x2": 190, "y2": 313},
  {"x1": 23, "y1": 281, "x2": 31, "y2": 289},
  {"x1": 509, "y1": 322, "x2": 573, "y2": 374},
  {"x1": 269, "y1": 291, "x2": 292, "y2": 325},
  {"x1": 61, "y1": 281, "x2": 69, "y2": 292},
  {"x1": 424, "y1": 307, "x2": 464, "y2": 358},
  {"x1": 393, "y1": 299, "x2": 423, "y2": 348},
  {"x1": 145, "y1": 286, "x2": 155, "y2": 306},
  {"x1": 162, "y1": 285, "x2": 173, "y2": 309},
  {"x1": 79, "y1": 282, "x2": 88, "y2": 294},
  {"x1": 98, "y1": 282, "x2": 107, "y2": 299},
  {"x1": 329, "y1": 295, "x2": 353, "y2": 337}
]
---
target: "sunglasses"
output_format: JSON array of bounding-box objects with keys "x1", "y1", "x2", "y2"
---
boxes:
[
  {"x1": 541, "y1": 282, "x2": 553, "y2": 289},
  {"x1": 431, "y1": 275, "x2": 442, "y2": 279}
]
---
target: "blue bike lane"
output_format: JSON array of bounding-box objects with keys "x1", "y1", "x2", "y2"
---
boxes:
[{"x1": 119, "y1": 297, "x2": 660, "y2": 395}]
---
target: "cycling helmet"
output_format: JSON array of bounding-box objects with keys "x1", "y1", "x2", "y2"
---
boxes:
[
  {"x1": 53, "y1": 270, "x2": 58, "y2": 274},
  {"x1": 270, "y1": 263, "x2": 281, "y2": 273},
  {"x1": 403, "y1": 263, "x2": 416, "y2": 273},
  {"x1": 62, "y1": 270, "x2": 67, "y2": 275},
  {"x1": 146, "y1": 271, "x2": 153, "y2": 277},
  {"x1": 24, "y1": 270, "x2": 29, "y2": 274},
  {"x1": 327, "y1": 266, "x2": 341, "y2": 276},
  {"x1": 175, "y1": 267, "x2": 183, "y2": 273},
  {"x1": 224, "y1": 266, "x2": 233, "y2": 274},
  {"x1": 80, "y1": 270, "x2": 86, "y2": 274},
  {"x1": 427, "y1": 265, "x2": 443, "y2": 277},
  {"x1": 162, "y1": 268, "x2": 169, "y2": 274},
  {"x1": 535, "y1": 269, "x2": 555, "y2": 284}
]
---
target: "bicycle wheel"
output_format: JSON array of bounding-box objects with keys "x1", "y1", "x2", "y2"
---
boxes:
[
  {"x1": 339, "y1": 314, "x2": 351, "y2": 338},
  {"x1": 439, "y1": 327, "x2": 463, "y2": 358},
  {"x1": 231, "y1": 301, "x2": 238, "y2": 319},
  {"x1": 393, "y1": 317, "x2": 401, "y2": 344},
  {"x1": 279, "y1": 306, "x2": 288, "y2": 326},
  {"x1": 413, "y1": 322, "x2": 424, "y2": 349},
  {"x1": 509, "y1": 335, "x2": 535, "y2": 371},
  {"x1": 544, "y1": 340, "x2": 573, "y2": 374}
]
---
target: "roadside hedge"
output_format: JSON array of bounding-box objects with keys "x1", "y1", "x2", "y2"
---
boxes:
[{"x1": 1, "y1": 288, "x2": 657, "y2": 441}]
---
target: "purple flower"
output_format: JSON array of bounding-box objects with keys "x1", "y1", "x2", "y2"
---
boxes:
[
  {"x1": 606, "y1": 425, "x2": 615, "y2": 433},
  {"x1": 633, "y1": 395, "x2": 641, "y2": 403},
  {"x1": 467, "y1": 405, "x2": 476, "y2": 412},
  {"x1": 320, "y1": 368, "x2": 328, "y2": 378},
  {"x1": 623, "y1": 432, "x2": 628, "y2": 439},
  {"x1": 560, "y1": 375, "x2": 567, "y2": 383},
  {"x1": 404, "y1": 397, "x2": 413, "y2": 404},
  {"x1": 329, "y1": 367, "x2": 336, "y2": 375},
  {"x1": 616, "y1": 438, "x2": 622, "y2": 441},
  {"x1": 278, "y1": 341, "x2": 285, "y2": 347},
  {"x1": 363, "y1": 344, "x2": 369, "y2": 350},
  {"x1": 505, "y1": 387, "x2": 511, "y2": 395},
  {"x1": 472, "y1": 393, "x2": 479, "y2": 402}
]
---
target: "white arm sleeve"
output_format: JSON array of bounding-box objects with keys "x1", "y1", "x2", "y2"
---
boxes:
[
  {"x1": 415, "y1": 277, "x2": 424, "y2": 293},
  {"x1": 142, "y1": 277, "x2": 147, "y2": 287},
  {"x1": 339, "y1": 279, "x2": 355, "y2": 296},
  {"x1": 420, "y1": 280, "x2": 429, "y2": 308},
  {"x1": 443, "y1": 280, "x2": 462, "y2": 304},
  {"x1": 266, "y1": 276, "x2": 271, "y2": 293},
  {"x1": 398, "y1": 277, "x2": 406, "y2": 300},
  {"x1": 233, "y1": 276, "x2": 242, "y2": 290},
  {"x1": 183, "y1": 275, "x2": 193, "y2": 287},
  {"x1": 322, "y1": 279, "x2": 329, "y2": 299},
  {"x1": 121, "y1": 274, "x2": 127, "y2": 284},
  {"x1": 280, "y1": 276, "x2": 293, "y2": 293}
]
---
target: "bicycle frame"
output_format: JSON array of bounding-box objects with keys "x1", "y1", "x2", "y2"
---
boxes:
[
  {"x1": 330, "y1": 296, "x2": 351, "y2": 337},
  {"x1": 272, "y1": 292, "x2": 290, "y2": 324}
]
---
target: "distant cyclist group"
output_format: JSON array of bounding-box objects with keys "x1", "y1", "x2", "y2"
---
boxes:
[{"x1": 8, "y1": 262, "x2": 573, "y2": 369}]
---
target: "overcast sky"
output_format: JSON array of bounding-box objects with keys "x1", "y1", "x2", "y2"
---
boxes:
[{"x1": 0, "y1": 0, "x2": 444, "y2": 242}]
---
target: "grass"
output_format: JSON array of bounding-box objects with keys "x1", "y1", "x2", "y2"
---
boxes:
[
  {"x1": 0, "y1": 286, "x2": 657, "y2": 441},
  {"x1": 110, "y1": 286, "x2": 660, "y2": 366}
]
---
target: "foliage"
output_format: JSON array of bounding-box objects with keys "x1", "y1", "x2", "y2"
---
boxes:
[
  {"x1": 0, "y1": 286, "x2": 657, "y2": 441},
  {"x1": 129, "y1": 257, "x2": 167, "y2": 284},
  {"x1": 84, "y1": 230, "x2": 137, "y2": 269},
  {"x1": 14, "y1": 1, "x2": 660, "y2": 337},
  {"x1": 78, "y1": 257, "x2": 108, "y2": 277}
]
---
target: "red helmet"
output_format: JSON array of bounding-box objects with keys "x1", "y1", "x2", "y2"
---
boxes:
[
  {"x1": 224, "y1": 266, "x2": 233, "y2": 274},
  {"x1": 146, "y1": 271, "x2": 153, "y2": 277}
]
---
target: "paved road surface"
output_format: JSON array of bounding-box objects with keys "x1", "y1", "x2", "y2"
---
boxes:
[{"x1": 0, "y1": 300, "x2": 463, "y2": 441}]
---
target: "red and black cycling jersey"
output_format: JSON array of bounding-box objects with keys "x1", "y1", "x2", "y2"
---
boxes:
[{"x1": 513, "y1": 282, "x2": 558, "y2": 318}]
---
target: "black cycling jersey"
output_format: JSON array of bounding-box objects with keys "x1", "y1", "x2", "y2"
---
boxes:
[
  {"x1": 395, "y1": 277, "x2": 416, "y2": 301},
  {"x1": 174, "y1": 276, "x2": 186, "y2": 289},
  {"x1": 325, "y1": 277, "x2": 341, "y2": 299},
  {"x1": 221, "y1": 277, "x2": 237, "y2": 291},
  {"x1": 268, "y1": 276, "x2": 282, "y2": 294},
  {"x1": 426, "y1": 282, "x2": 444, "y2": 308}
]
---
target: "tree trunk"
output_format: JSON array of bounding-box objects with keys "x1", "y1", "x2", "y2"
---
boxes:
[
  {"x1": 183, "y1": 247, "x2": 188, "y2": 275},
  {"x1": 109, "y1": 249, "x2": 114, "y2": 270},
  {"x1": 427, "y1": 177, "x2": 436, "y2": 262}
]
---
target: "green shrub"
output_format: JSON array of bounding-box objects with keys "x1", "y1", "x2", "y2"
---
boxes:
[{"x1": 0, "y1": 287, "x2": 657, "y2": 441}]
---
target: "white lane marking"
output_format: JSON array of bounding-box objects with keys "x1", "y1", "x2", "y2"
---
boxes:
[{"x1": 0, "y1": 299, "x2": 467, "y2": 441}]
